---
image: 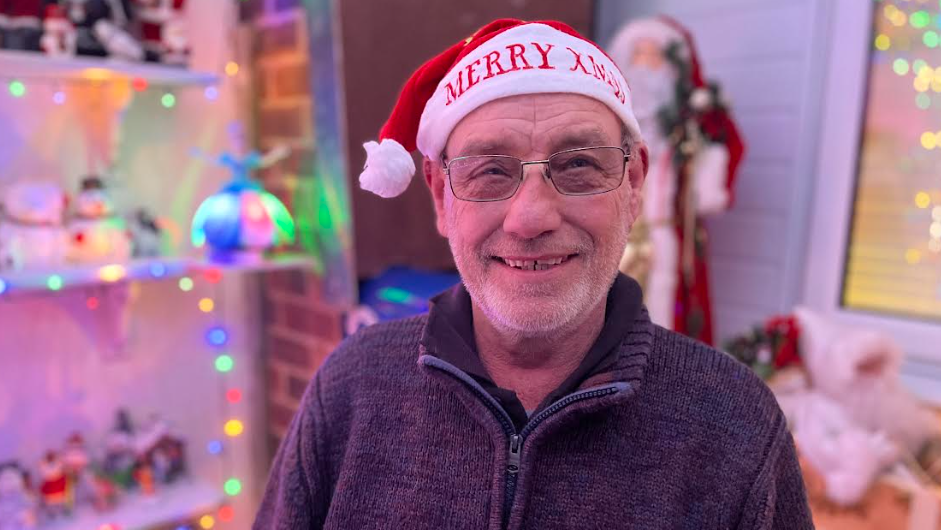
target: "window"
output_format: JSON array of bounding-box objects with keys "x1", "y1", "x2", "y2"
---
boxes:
[{"x1": 842, "y1": 1, "x2": 941, "y2": 320}]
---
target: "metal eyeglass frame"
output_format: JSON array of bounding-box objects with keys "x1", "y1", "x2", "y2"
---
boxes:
[{"x1": 443, "y1": 145, "x2": 631, "y2": 202}]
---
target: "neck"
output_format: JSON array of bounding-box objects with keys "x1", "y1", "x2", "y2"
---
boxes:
[{"x1": 472, "y1": 299, "x2": 607, "y2": 411}]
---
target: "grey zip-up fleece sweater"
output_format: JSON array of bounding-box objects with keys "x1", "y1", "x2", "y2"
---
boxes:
[{"x1": 254, "y1": 281, "x2": 813, "y2": 529}]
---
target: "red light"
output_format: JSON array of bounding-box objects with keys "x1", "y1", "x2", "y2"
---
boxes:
[
  {"x1": 218, "y1": 506, "x2": 234, "y2": 522},
  {"x1": 226, "y1": 388, "x2": 242, "y2": 404},
  {"x1": 74, "y1": 232, "x2": 85, "y2": 243},
  {"x1": 87, "y1": 297, "x2": 99, "y2": 310},
  {"x1": 132, "y1": 78, "x2": 148, "y2": 91},
  {"x1": 204, "y1": 268, "x2": 223, "y2": 284}
]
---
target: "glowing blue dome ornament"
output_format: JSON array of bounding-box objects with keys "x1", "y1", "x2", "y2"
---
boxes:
[{"x1": 191, "y1": 122, "x2": 295, "y2": 263}]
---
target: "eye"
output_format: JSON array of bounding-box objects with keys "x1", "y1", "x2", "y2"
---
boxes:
[{"x1": 562, "y1": 156, "x2": 601, "y2": 170}]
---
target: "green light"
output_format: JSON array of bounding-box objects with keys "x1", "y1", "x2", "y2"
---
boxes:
[
  {"x1": 9, "y1": 81, "x2": 25, "y2": 98},
  {"x1": 215, "y1": 354, "x2": 234, "y2": 373},
  {"x1": 378, "y1": 287, "x2": 415, "y2": 304},
  {"x1": 893, "y1": 58, "x2": 910, "y2": 75},
  {"x1": 924, "y1": 30, "x2": 940, "y2": 48},
  {"x1": 259, "y1": 192, "x2": 296, "y2": 245},
  {"x1": 224, "y1": 478, "x2": 242, "y2": 496},
  {"x1": 912, "y1": 11, "x2": 931, "y2": 28},
  {"x1": 161, "y1": 93, "x2": 176, "y2": 108},
  {"x1": 917, "y1": 93, "x2": 932, "y2": 109},
  {"x1": 179, "y1": 277, "x2": 194, "y2": 292},
  {"x1": 915, "y1": 59, "x2": 929, "y2": 72},
  {"x1": 47, "y1": 275, "x2": 63, "y2": 291}
]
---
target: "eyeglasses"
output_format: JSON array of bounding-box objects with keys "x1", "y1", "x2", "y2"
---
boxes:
[{"x1": 444, "y1": 146, "x2": 630, "y2": 202}]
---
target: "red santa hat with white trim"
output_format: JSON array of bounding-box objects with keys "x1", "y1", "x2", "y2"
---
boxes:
[{"x1": 359, "y1": 18, "x2": 643, "y2": 198}]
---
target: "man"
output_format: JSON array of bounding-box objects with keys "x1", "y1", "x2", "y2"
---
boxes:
[
  {"x1": 610, "y1": 17, "x2": 745, "y2": 345},
  {"x1": 255, "y1": 19, "x2": 812, "y2": 529}
]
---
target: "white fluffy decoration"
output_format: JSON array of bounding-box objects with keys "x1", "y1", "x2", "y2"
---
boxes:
[
  {"x1": 769, "y1": 307, "x2": 940, "y2": 506},
  {"x1": 359, "y1": 139, "x2": 416, "y2": 198},
  {"x1": 782, "y1": 390, "x2": 898, "y2": 507},
  {"x1": 691, "y1": 144, "x2": 730, "y2": 215}
]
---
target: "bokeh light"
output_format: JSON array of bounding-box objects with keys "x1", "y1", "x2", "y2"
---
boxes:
[
  {"x1": 179, "y1": 277, "x2": 194, "y2": 291},
  {"x1": 916, "y1": 191, "x2": 932, "y2": 208},
  {"x1": 199, "y1": 298, "x2": 215, "y2": 312},
  {"x1": 894, "y1": 58, "x2": 910, "y2": 75},
  {"x1": 214, "y1": 354, "x2": 234, "y2": 373},
  {"x1": 224, "y1": 478, "x2": 242, "y2": 496},
  {"x1": 224, "y1": 419, "x2": 244, "y2": 437},
  {"x1": 875, "y1": 34, "x2": 891, "y2": 50}
]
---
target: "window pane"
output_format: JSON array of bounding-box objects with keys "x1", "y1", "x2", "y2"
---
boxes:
[{"x1": 842, "y1": 2, "x2": 941, "y2": 319}]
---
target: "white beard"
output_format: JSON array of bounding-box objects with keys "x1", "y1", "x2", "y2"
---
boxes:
[{"x1": 623, "y1": 65, "x2": 676, "y2": 159}]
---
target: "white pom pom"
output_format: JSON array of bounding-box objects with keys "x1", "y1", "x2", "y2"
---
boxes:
[{"x1": 359, "y1": 139, "x2": 416, "y2": 198}]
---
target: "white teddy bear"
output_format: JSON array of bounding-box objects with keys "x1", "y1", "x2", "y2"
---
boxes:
[{"x1": 772, "y1": 307, "x2": 939, "y2": 506}]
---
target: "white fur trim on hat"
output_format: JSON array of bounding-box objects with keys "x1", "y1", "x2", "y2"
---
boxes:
[
  {"x1": 416, "y1": 23, "x2": 641, "y2": 161},
  {"x1": 359, "y1": 139, "x2": 416, "y2": 198}
]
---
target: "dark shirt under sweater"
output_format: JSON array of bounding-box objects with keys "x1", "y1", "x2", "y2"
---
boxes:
[
  {"x1": 423, "y1": 274, "x2": 643, "y2": 430},
  {"x1": 254, "y1": 274, "x2": 814, "y2": 529}
]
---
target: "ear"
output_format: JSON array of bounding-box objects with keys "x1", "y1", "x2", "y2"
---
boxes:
[
  {"x1": 627, "y1": 143, "x2": 649, "y2": 220},
  {"x1": 423, "y1": 157, "x2": 449, "y2": 237}
]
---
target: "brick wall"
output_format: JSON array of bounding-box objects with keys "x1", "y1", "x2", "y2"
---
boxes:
[{"x1": 240, "y1": 0, "x2": 349, "y2": 456}]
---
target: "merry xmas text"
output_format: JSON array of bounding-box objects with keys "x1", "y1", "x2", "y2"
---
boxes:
[{"x1": 444, "y1": 42, "x2": 626, "y2": 106}]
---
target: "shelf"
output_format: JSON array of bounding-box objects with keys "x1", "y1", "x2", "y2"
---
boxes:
[
  {"x1": 42, "y1": 480, "x2": 225, "y2": 530},
  {"x1": 0, "y1": 253, "x2": 316, "y2": 297},
  {"x1": 0, "y1": 50, "x2": 218, "y2": 87}
]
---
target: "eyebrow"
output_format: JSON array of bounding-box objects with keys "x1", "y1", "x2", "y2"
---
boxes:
[
  {"x1": 449, "y1": 138, "x2": 520, "y2": 159},
  {"x1": 548, "y1": 128, "x2": 614, "y2": 152},
  {"x1": 445, "y1": 127, "x2": 617, "y2": 160}
]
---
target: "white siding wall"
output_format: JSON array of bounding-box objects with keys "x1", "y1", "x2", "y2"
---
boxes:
[{"x1": 595, "y1": 0, "x2": 833, "y2": 342}]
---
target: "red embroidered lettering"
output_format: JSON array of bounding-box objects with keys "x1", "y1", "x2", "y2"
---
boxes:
[
  {"x1": 465, "y1": 58, "x2": 482, "y2": 91},
  {"x1": 506, "y1": 43, "x2": 534, "y2": 71},
  {"x1": 445, "y1": 70, "x2": 466, "y2": 105},
  {"x1": 588, "y1": 55, "x2": 606, "y2": 81},
  {"x1": 566, "y1": 47, "x2": 590, "y2": 74},
  {"x1": 484, "y1": 50, "x2": 508, "y2": 80},
  {"x1": 531, "y1": 42, "x2": 555, "y2": 70}
]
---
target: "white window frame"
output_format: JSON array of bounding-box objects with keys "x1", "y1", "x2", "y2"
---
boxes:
[{"x1": 803, "y1": 0, "x2": 941, "y2": 400}]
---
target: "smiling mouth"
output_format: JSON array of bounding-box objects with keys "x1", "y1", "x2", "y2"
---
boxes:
[{"x1": 495, "y1": 254, "x2": 577, "y2": 271}]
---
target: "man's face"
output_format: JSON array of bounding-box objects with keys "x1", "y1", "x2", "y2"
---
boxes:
[{"x1": 425, "y1": 94, "x2": 647, "y2": 337}]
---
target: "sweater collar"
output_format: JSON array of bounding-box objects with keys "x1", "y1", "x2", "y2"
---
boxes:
[{"x1": 419, "y1": 273, "x2": 653, "y2": 400}]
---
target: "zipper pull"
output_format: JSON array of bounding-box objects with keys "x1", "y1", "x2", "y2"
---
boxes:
[{"x1": 507, "y1": 435, "x2": 521, "y2": 474}]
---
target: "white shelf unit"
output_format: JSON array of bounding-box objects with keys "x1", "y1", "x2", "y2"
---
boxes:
[
  {"x1": 0, "y1": 254, "x2": 316, "y2": 297},
  {"x1": 0, "y1": 49, "x2": 219, "y2": 86},
  {"x1": 43, "y1": 480, "x2": 226, "y2": 530}
]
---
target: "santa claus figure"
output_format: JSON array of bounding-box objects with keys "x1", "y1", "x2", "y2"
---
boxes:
[
  {"x1": 131, "y1": 0, "x2": 188, "y2": 65},
  {"x1": 38, "y1": 452, "x2": 68, "y2": 518},
  {"x1": 0, "y1": 0, "x2": 44, "y2": 51},
  {"x1": 609, "y1": 17, "x2": 745, "y2": 345},
  {"x1": 61, "y1": 0, "x2": 143, "y2": 59},
  {"x1": 0, "y1": 181, "x2": 68, "y2": 271},
  {"x1": 67, "y1": 176, "x2": 131, "y2": 264},
  {"x1": 40, "y1": 4, "x2": 76, "y2": 56}
]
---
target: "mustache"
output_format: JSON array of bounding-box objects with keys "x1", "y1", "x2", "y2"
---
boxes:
[{"x1": 481, "y1": 235, "x2": 593, "y2": 258}]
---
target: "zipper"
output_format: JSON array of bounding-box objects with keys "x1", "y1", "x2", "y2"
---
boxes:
[{"x1": 419, "y1": 355, "x2": 626, "y2": 530}]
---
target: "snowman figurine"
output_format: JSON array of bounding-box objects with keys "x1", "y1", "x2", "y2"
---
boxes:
[
  {"x1": 67, "y1": 176, "x2": 131, "y2": 264},
  {"x1": 0, "y1": 462, "x2": 37, "y2": 530},
  {"x1": 0, "y1": 181, "x2": 68, "y2": 271}
]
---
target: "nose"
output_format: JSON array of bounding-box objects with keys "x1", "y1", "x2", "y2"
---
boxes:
[{"x1": 502, "y1": 164, "x2": 562, "y2": 239}]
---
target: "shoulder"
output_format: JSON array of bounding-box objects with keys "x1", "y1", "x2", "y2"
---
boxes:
[
  {"x1": 642, "y1": 325, "x2": 784, "y2": 438},
  {"x1": 313, "y1": 314, "x2": 428, "y2": 397}
]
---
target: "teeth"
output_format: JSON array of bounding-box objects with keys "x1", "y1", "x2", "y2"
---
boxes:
[{"x1": 501, "y1": 256, "x2": 568, "y2": 270}]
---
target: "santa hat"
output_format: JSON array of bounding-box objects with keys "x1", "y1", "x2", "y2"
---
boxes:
[
  {"x1": 359, "y1": 19, "x2": 642, "y2": 198},
  {"x1": 608, "y1": 16, "x2": 745, "y2": 206},
  {"x1": 42, "y1": 4, "x2": 72, "y2": 32}
]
